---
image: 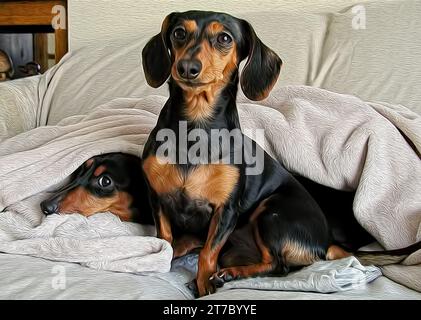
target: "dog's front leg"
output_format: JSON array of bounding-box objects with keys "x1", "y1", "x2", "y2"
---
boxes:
[
  {"x1": 197, "y1": 204, "x2": 237, "y2": 296},
  {"x1": 155, "y1": 208, "x2": 173, "y2": 245},
  {"x1": 150, "y1": 192, "x2": 173, "y2": 245}
]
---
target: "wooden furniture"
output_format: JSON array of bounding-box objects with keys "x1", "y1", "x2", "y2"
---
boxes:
[{"x1": 0, "y1": 0, "x2": 68, "y2": 72}]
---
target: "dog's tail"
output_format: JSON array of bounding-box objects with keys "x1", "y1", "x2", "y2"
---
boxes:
[{"x1": 354, "y1": 241, "x2": 421, "y2": 266}]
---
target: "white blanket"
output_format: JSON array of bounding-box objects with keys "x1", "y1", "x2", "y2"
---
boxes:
[
  {"x1": 173, "y1": 253, "x2": 382, "y2": 294},
  {"x1": 0, "y1": 86, "x2": 420, "y2": 291},
  {"x1": 221, "y1": 256, "x2": 382, "y2": 293},
  {"x1": 0, "y1": 97, "x2": 173, "y2": 273}
]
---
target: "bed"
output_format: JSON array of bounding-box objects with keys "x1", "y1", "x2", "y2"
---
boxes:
[{"x1": 0, "y1": 0, "x2": 420, "y2": 300}]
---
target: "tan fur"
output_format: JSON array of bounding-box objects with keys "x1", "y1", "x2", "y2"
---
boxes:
[
  {"x1": 326, "y1": 245, "x2": 352, "y2": 260},
  {"x1": 184, "y1": 164, "x2": 240, "y2": 207},
  {"x1": 170, "y1": 24, "x2": 238, "y2": 122},
  {"x1": 142, "y1": 156, "x2": 184, "y2": 194},
  {"x1": 199, "y1": 204, "x2": 278, "y2": 294},
  {"x1": 157, "y1": 209, "x2": 173, "y2": 244},
  {"x1": 198, "y1": 246, "x2": 221, "y2": 295},
  {"x1": 93, "y1": 165, "x2": 106, "y2": 177},
  {"x1": 171, "y1": 39, "x2": 194, "y2": 61},
  {"x1": 58, "y1": 187, "x2": 133, "y2": 221},
  {"x1": 197, "y1": 206, "x2": 226, "y2": 295},
  {"x1": 207, "y1": 22, "x2": 225, "y2": 35},
  {"x1": 143, "y1": 156, "x2": 239, "y2": 208},
  {"x1": 184, "y1": 20, "x2": 197, "y2": 33},
  {"x1": 209, "y1": 221, "x2": 274, "y2": 287},
  {"x1": 182, "y1": 86, "x2": 220, "y2": 122},
  {"x1": 253, "y1": 222, "x2": 272, "y2": 264},
  {"x1": 173, "y1": 234, "x2": 203, "y2": 258},
  {"x1": 282, "y1": 240, "x2": 320, "y2": 266}
]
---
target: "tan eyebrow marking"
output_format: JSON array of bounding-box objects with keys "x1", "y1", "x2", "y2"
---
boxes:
[
  {"x1": 94, "y1": 165, "x2": 107, "y2": 177},
  {"x1": 184, "y1": 20, "x2": 197, "y2": 33},
  {"x1": 207, "y1": 21, "x2": 224, "y2": 35}
]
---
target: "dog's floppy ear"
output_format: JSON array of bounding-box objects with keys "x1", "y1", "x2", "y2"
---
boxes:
[
  {"x1": 142, "y1": 13, "x2": 175, "y2": 88},
  {"x1": 240, "y1": 21, "x2": 282, "y2": 101}
]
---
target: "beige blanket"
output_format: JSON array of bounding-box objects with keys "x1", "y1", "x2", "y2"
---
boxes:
[{"x1": 0, "y1": 86, "x2": 420, "y2": 290}]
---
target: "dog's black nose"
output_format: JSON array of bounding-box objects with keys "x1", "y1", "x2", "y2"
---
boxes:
[
  {"x1": 41, "y1": 200, "x2": 59, "y2": 215},
  {"x1": 177, "y1": 59, "x2": 202, "y2": 80}
]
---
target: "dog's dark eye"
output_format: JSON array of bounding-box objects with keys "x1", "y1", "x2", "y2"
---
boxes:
[
  {"x1": 98, "y1": 175, "x2": 113, "y2": 188},
  {"x1": 217, "y1": 32, "x2": 232, "y2": 45},
  {"x1": 173, "y1": 28, "x2": 186, "y2": 40}
]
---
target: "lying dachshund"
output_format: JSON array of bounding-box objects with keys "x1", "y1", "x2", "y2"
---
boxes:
[
  {"x1": 40, "y1": 152, "x2": 202, "y2": 256},
  {"x1": 140, "y1": 11, "x2": 421, "y2": 296},
  {"x1": 41, "y1": 152, "x2": 153, "y2": 225},
  {"x1": 40, "y1": 152, "x2": 420, "y2": 296}
]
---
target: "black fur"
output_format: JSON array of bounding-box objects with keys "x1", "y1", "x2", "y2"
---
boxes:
[
  {"x1": 240, "y1": 21, "x2": 282, "y2": 100},
  {"x1": 141, "y1": 11, "x2": 328, "y2": 296},
  {"x1": 142, "y1": 13, "x2": 174, "y2": 88},
  {"x1": 40, "y1": 153, "x2": 153, "y2": 225},
  {"x1": 141, "y1": 11, "x2": 419, "y2": 296}
]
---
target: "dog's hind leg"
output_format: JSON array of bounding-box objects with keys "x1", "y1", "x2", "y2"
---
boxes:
[
  {"x1": 210, "y1": 220, "x2": 281, "y2": 287},
  {"x1": 210, "y1": 194, "x2": 329, "y2": 287}
]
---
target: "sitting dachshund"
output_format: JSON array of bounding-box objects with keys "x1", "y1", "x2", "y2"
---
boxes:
[{"x1": 140, "y1": 11, "x2": 421, "y2": 297}]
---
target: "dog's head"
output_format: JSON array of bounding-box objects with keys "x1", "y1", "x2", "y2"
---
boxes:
[
  {"x1": 40, "y1": 153, "x2": 152, "y2": 223},
  {"x1": 142, "y1": 11, "x2": 282, "y2": 101}
]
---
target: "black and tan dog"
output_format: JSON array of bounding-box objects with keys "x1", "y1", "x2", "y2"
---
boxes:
[
  {"x1": 41, "y1": 152, "x2": 153, "y2": 225},
  {"x1": 141, "y1": 11, "x2": 420, "y2": 296}
]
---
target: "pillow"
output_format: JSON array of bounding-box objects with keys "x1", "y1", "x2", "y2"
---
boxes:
[
  {"x1": 39, "y1": 38, "x2": 166, "y2": 125},
  {"x1": 316, "y1": 0, "x2": 421, "y2": 114},
  {"x1": 235, "y1": 10, "x2": 328, "y2": 87},
  {"x1": 40, "y1": 11, "x2": 328, "y2": 125}
]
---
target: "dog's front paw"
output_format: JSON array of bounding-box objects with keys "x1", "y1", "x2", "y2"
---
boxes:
[
  {"x1": 196, "y1": 274, "x2": 217, "y2": 297},
  {"x1": 187, "y1": 277, "x2": 217, "y2": 298},
  {"x1": 209, "y1": 268, "x2": 237, "y2": 288}
]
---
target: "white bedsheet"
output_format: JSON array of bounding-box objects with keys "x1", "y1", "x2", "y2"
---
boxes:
[
  {"x1": 0, "y1": 253, "x2": 418, "y2": 300},
  {"x1": 0, "y1": 253, "x2": 193, "y2": 300}
]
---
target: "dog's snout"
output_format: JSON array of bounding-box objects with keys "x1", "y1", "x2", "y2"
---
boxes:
[
  {"x1": 41, "y1": 200, "x2": 59, "y2": 215},
  {"x1": 177, "y1": 59, "x2": 202, "y2": 80}
]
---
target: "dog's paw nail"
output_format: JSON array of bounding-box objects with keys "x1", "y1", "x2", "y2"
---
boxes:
[{"x1": 210, "y1": 272, "x2": 226, "y2": 288}]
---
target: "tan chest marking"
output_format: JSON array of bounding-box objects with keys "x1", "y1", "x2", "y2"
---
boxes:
[
  {"x1": 184, "y1": 164, "x2": 239, "y2": 207},
  {"x1": 143, "y1": 156, "x2": 239, "y2": 207},
  {"x1": 142, "y1": 156, "x2": 184, "y2": 194}
]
